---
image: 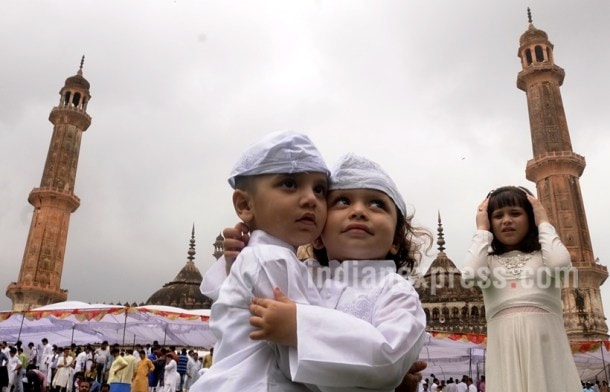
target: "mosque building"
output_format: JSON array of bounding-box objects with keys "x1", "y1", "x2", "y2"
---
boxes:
[{"x1": 5, "y1": 11, "x2": 608, "y2": 340}]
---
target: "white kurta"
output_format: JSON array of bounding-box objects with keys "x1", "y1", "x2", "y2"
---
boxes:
[
  {"x1": 198, "y1": 232, "x2": 426, "y2": 391},
  {"x1": 192, "y1": 230, "x2": 322, "y2": 392},
  {"x1": 289, "y1": 259, "x2": 426, "y2": 392},
  {"x1": 462, "y1": 222, "x2": 581, "y2": 392}
]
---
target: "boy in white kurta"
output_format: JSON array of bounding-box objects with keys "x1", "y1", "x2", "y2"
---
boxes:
[{"x1": 191, "y1": 131, "x2": 331, "y2": 391}]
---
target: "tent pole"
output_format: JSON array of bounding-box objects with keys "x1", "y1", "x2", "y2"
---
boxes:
[
  {"x1": 601, "y1": 340, "x2": 608, "y2": 381},
  {"x1": 71, "y1": 325, "x2": 75, "y2": 344},
  {"x1": 163, "y1": 326, "x2": 167, "y2": 346},
  {"x1": 122, "y1": 307, "x2": 129, "y2": 346},
  {"x1": 16, "y1": 311, "x2": 26, "y2": 343}
]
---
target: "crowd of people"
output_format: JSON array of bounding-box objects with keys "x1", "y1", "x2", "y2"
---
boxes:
[{"x1": 0, "y1": 339, "x2": 212, "y2": 392}]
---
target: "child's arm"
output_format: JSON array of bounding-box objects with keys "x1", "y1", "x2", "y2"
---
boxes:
[
  {"x1": 462, "y1": 198, "x2": 493, "y2": 282},
  {"x1": 528, "y1": 194, "x2": 571, "y2": 271},
  {"x1": 200, "y1": 223, "x2": 250, "y2": 301}
]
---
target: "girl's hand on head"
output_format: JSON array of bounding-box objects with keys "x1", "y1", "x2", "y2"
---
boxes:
[
  {"x1": 248, "y1": 288, "x2": 297, "y2": 347},
  {"x1": 476, "y1": 198, "x2": 490, "y2": 231},
  {"x1": 222, "y1": 222, "x2": 251, "y2": 271},
  {"x1": 527, "y1": 194, "x2": 549, "y2": 226}
]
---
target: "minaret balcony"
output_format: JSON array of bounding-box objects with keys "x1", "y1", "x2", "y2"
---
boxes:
[
  {"x1": 517, "y1": 64, "x2": 565, "y2": 90},
  {"x1": 28, "y1": 186, "x2": 81, "y2": 212},
  {"x1": 49, "y1": 106, "x2": 92, "y2": 130},
  {"x1": 526, "y1": 151, "x2": 586, "y2": 181}
]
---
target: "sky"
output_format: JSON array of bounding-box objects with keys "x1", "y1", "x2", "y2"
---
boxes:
[{"x1": 1, "y1": 1, "x2": 609, "y2": 320}]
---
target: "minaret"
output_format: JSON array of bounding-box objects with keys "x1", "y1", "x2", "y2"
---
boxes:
[
  {"x1": 6, "y1": 58, "x2": 92, "y2": 311},
  {"x1": 516, "y1": 10, "x2": 608, "y2": 339}
]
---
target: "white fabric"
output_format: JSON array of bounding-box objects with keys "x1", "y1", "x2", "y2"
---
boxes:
[
  {"x1": 289, "y1": 259, "x2": 426, "y2": 391},
  {"x1": 199, "y1": 256, "x2": 228, "y2": 302},
  {"x1": 163, "y1": 359, "x2": 180, "y2": 392},
  {"x1": 192, "y1": 230, "x2": 321, "y2": 392},
  {"x1": 227, "y1": 130, "x2": 329, "y2": 188},
  {"x1": 462, "y1": 222, "x2": 581, "y2": 391},
  {"x1": 329, "y1": 153, "x2": 406, "y2": 217}
]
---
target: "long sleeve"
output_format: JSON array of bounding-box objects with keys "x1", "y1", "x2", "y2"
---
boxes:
[
  {"x1": 538, "y1": 222, "x2": 571, "y2": 270},
  {"x1": 200, "y1": 256, "x2": 229, "y2": 301},
  {"x1": 289, "y1": 274, "x2": 426, "y2": 390},
  {"x1": 462, "y1": 230, "x2": 493, "y2": 282}
]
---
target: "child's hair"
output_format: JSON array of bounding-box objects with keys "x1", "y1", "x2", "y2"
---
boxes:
[
  {"x1": 487, "y1": 185, "x2": 541, "y2": 255},
  {"x1": 313, "y1": 208, "x2": 432, "y2": 271}
]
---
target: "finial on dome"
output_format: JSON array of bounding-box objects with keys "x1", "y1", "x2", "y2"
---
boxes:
[
  {"x1": 187, "y1": 224, "x2": 196, "y2": 262},
  {"x1": 77, "y1": 55, "x2": 85, "y2": 76},
  {"x1": 527, "y1": 7, "x2": 533, "y2": 24},
  {"x1": 437, "y1": 211, "x2": 446, "y2": 253}
]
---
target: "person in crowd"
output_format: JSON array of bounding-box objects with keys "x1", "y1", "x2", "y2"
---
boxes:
[
  {"x1": 26, "y1": 364, "x2": 46, "y2": 392},
  {"x1": 0, "y1": 344, "x2": 9, "y2": 392},
  {"x1": 183, "y1": 351, "x2": 200, "y2": 392},
  {"x1": 463, "y1": 186, "x2": 582, "y2": 391},
  {"x1": 162, "y1": 353, "x2": 179, "y2": 392},
  {"x1": 7, "y1": 347, "x2": 23, "y2": 392},
  {"x1": 39, "y1": 338, "x2": 53, "y2": 378},
  {"x1": 201, "y1": 349, "x2": 212, "y2": 370},
  {"x1": 120, "y1": 349, "x2": 137, "y2": 388},
  {"x1": 26, "y1": 343, "x2": 37, "y2": 369},
  {"x1": 176, "y1": 349, "x2": 188, "y2": 392},
  {"x1": 94, "y1": 342, "x2": 109, "y2": 384},
  {"x1": 106, "y1": 347, "x2": 127, "y2": 390},
  {"x1": 79, "y1": 379, "x2": 91, "y2": 392},
  {"x1": 132, "y1": 350, "x2": 154, "y2": 392},
  {"x1": 51, "y1": 347, "x2": 73, "y2": 392}
]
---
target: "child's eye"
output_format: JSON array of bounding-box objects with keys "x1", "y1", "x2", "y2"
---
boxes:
[
  {"x1": 333, "y1": 196, "x2": 350, "y2": 206},
  {"x1": 279, "y1": 179, "x2": 297, "y2": 189},
  {"x1": 370, "y1": 199, "x2": 385, "y2": 209},
  {"x1": 313, "y1": 185, "x2": 327, "y2": 197}
]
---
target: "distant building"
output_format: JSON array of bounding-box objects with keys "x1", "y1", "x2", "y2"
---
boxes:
[
  {"x1": 416, "y1": 214, "x2": 486, "y2": 334},
  {"x1": 145, "y1": 227, "x2": 219, "y2": 309}
]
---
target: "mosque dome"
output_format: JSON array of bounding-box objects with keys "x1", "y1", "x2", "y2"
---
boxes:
[
  {"x1": 145, "y1": 226, "x2": 212, "y2": 310},
  {"x1": 519, "y1": 24, "x2": 549, "y2": 46}
]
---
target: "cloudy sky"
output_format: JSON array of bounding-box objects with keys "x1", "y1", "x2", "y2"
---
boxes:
[{"x1": 1, "y1": 1, "x2": 609, "y2": 320}]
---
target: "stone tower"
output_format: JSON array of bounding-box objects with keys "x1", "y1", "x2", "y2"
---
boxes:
[
  {"x1": 516, "y1": 10, "x2": 608, "y2": 339},
  {"x1": 6, "y1": 58, "x2": 92, "y2": 311}
]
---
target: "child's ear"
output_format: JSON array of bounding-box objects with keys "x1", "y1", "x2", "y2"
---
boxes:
[
  {"x1": 389, "y1": 233, "x2": 400, "y2": 255},
  {"x1": 233, "y1": 190, "x2": 254, "y2": 224},
  {"x1": 313, "y1": 237, "x2": 324, "y2": 250}
]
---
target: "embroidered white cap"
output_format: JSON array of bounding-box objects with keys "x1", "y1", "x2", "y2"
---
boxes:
[
  {"x1": 228, "y1": 131, "x2": 329, "y2": 188},
  {"x1": 329, "y1": 153, "x2": 407, "y2": 217}
]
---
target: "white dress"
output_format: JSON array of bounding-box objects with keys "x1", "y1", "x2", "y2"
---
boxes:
[
  {"x1": 197, "y1": 231, "x2": 426, "y2": 391},
  {"x1": 463, "y1": 222, "x2": 581, "y2": 391},
  {"x1": 289, "y1": 259, "x2": 426, "y2": 392}
]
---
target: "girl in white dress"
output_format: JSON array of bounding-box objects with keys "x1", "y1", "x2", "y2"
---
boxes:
[{"x1": 463, "y1": 186, "x2": 581, "y2": 391}]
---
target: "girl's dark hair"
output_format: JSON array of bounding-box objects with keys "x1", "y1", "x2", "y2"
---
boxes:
[
  {"x1": 313, "y1": 208, "x2": 432, "y2": 271},
  {"x1": 487, "y1": 186, "x2": 540, "y2": 255}
]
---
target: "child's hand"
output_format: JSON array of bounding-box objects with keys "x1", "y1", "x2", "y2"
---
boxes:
[
  {"x1": 249, "y1": 288, "x2": 297, "y2": 347},
  {"x1": 223, "y1": 222, "x2": 250, "y2": 272},
  {"x1": 527, "y1": 194, "x2": 549, "y2": 226},
  {"x1": 476, "y1": 198, "x2": 490, "y2": 231},
  {"x1": 394, "y1": 361, "x2": 427, "y2": 392}
]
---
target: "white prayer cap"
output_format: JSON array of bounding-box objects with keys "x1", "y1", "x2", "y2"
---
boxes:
[
  {"x1": 228, "y1": 131, "x2": 329, "y2": 188},
  {"x1": 329, "y1": 153, "x2": 407, "y2": 217}
]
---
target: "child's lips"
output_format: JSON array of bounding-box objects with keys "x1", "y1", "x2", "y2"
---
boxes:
[{"x1": 343, "y1": 224, "x2": 372, "y2": 234}]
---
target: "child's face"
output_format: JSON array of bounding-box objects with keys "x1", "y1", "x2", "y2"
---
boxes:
[
  {"x1": 490, "y1": 205, "x2": 529, "y2": 250},
  {"x1": 321, "y1": 188, "x2": 397, "y2": 261},
  {"x1": 247, "y1": 172, "x2": 328, "y2": 247}
]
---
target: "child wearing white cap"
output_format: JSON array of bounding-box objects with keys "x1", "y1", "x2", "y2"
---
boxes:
[
  {"x1": 207, "y1": 152, "x2": 429, "y2": 391},
  {"x1": 193, "y1": 130, "x2": 329, "y2": 391}
]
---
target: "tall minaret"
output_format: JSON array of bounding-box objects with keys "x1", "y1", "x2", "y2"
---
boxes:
[
  {"x1": 516, "y1": 10, "x2": 608, "y2": 339},
  {"x1": 6, "y1": 58, "x2": 92, "y2": 311}
]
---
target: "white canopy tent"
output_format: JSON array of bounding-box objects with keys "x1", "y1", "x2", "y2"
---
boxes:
[
  {"x1": 0, "y1": 301, "x2": 214, "y2": 348},
  {"x1": 1, "y1": 303, "x2": 608, "y2": 382}
]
